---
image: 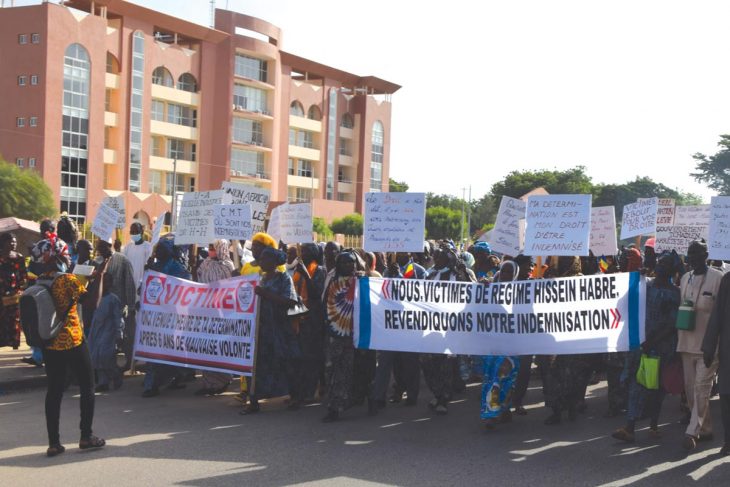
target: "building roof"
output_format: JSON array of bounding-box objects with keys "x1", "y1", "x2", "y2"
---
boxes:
[
  {"x1": 281, "y1": 51, "x2": 401, "y2": 95},
  {"x1": 64, "y1": 0, "x2": 229, "y2": 43}
]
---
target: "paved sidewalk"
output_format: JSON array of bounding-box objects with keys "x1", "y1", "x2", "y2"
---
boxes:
[{"x1": 0, "y1": 342, "x2": 46, "y2": 395}]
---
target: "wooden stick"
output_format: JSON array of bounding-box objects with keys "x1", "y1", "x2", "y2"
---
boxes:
[
  {"x1": 232, "y1": 240, "x2": 241, "y2": 270},
  {"x1": 249, "y1": 287, "x2": 262, "y2": 397}
]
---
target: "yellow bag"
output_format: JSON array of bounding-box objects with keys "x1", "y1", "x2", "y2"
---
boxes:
[{"x1": 636, "y1": 354, "x2": 660, "y2": 390}]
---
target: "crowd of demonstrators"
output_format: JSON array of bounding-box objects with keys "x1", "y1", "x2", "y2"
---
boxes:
[{"x1": 8, "y1": 213, "x2": 730, "y2": 460}]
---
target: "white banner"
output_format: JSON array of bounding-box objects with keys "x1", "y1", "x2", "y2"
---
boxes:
[
  {"x1": 655, "y1": 225, "x2": 709, "y2": 254},
  {"x1": 221, "y1": 182, "x2": 270, "y2": 235},
  {"x1": 363, "y1": 192, "x2": 426, "y2": 253},
  {"x1": 487, "y1": 196, "x2": 526, "y2": 256},
  {"x1": 134, "y1": 271, "x2": 259, "y2": 376},
  {"x1": 709, "y1": 197, "x2": 730, "y2": 260},
  {"x1": 91, "y1": 203, "x2": 121, "y2": 242},
  {"x1": 268, "y1": 202, "x2": 313, "y2": 244},
  {"x1": 354, "y1": 274, "x2": 646, "y2": 356},
  {"x1": 589, "y1": 206, "x2": 618, "y2": 257},
  {"x1": 151, "y1": 212, "x2": 166, "y2": 246},
  {"x1": 524, "y1": 194, "x2": 592, "y2": 256},
  {"x1": 620, "y1": 197, "x2": 658, "y2": 239},
  {"x1": 102, "y1": 195, "x2": 126, "y2": 229},
  {"x1": 675, "y1": 205, "x2": 711, "y2": 227},
  {"x1": 176, "y1": 190, "x2": 232, "y2": 245},
  {"x1": 214, "y1": 204, "x2": 253, "y2": 241}
]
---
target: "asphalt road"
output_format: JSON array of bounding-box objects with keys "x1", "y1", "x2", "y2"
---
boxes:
[{"x1": 1, "y1": 375, "x2": 728, "y2": 486}]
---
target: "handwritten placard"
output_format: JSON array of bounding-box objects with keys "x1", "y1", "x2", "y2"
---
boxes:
[
  {"x1": 656, "y1": 225, "x2": 709, "y2": 254},
  {"x1": 213, "y1": 204, "x2": 253, "y2": 241},
  {"x1": 176, "y1": 190, "x2": 232, "y2": 245},
  {"x1": 72, "y1": 264, "x2": 95, "y2": 276},
  {"x1": 524, "y1": 194, "x2": 592, "y2": 256},
  {"x1": 589, "y1": 206, "x2": 618, "y2": 257},
  {"x1": 363, "y1": 192, "x2": 426, "y2": 253},
  {"x1": 102, "y1": 195, "x2": 126, "y2": 229},
  {"x1": 221, "y1": 182, "x2": 270, "y2": 235},
  {"x1": 709, "y1": 197, "x2": 730, "y2": 260},
  {"x1": 90, "y1": 203, "x2": 121, "y2": 242},
  {"x1": 151, "y1": 211, "x2": 166, "y2": 246},
  {"x1": 674, "y1": 205, "x2": 711, "y2": 227},
  {"x1": 487, "y1": 196, "x2": 526, "y2": 256},
  {"x1": 620, "y1": 197, "x2": 657, "y2": 240},
  {"x1": 656, "y1": 198, "x2": 675, "y2": 226},
  {"x1": 267, "y1": 202, "x2": 313, "y2": 245}
]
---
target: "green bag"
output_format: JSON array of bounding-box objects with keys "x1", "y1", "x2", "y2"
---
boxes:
[
  {"x1": 636, "y1": 354, "x2": 660, "y2": 390},
  {"x1": 675, "y1": 299, "x2": 696, "y2": 331}
]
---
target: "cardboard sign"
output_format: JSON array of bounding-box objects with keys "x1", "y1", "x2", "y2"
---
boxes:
[
  {"x1": 213, "y1": 204, "x2": 253, "y2": 241},
  {"x1": 268, "y1": 202, "x2": 313, "y2": 244},
  {"x1": 363, "y1": 192, "x2": 426, "y2": 253},
  {"x1": 655, "y1": 225, "x2": 709, "y2": 254},
  {"x1": 620, "y1": 198, "x2": 658, "y2": 239},
  {"x1": 674, "y1": 205, "x2": 711, "y2": 227},
  {"x1": 175, "y1": 190, "x2": 232, "y2": 245},
  {"x1": 709, "y1": 197, "x2": 730, "y2": 260},
  {"x1": 72, "y1": 264, "x2": 95, "y2": 276},
  {"x1": 221, "y1": 182, "x2": 270, "y2": 235},
  {"x1": 524, "y1": 194, "x2": 592, "y2": 256},
  {"x1": 656, "y1": 199, "x2": 676, "y2": 226},
  {"x1": 487, "y1": 196, "x2": 526, "y2": 256},
  {"x1": 151, "y1": 212, "x2": 166, "y2": 246},
  {"x1": 90, "y1": 203, "x2": 121, "y2": 242},
  {"x1": 589, "y1": 206, "x2": 618, "y2": 257},
  {"x1": 102, "y1": 195, "x2": 126, "y2": 229}
]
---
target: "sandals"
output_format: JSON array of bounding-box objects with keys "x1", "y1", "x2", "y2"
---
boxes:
[
  {"x1": 611, "y1": 427, "x2": 635, "y2": 443},
  {"x1": 239, "y1": 404, "x2": 260, "y2": 415},
  {"x1": 46, "y1": 444, "x2": 65, "y2": 457},
  {"x1": 79, "y1": 436, "x2": 106, "y2": 450}
]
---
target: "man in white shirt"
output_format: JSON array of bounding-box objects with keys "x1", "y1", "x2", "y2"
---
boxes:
[
  {"x1": 121, "y1": 222, "x2": 152, "y2": 371},
  {"x1": 679, "y1": 240, "x2": 723, "y2": 450}
]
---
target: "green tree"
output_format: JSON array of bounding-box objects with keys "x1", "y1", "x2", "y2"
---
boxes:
[
  {"x1": 426, "y1": 193, "x2": 463, "y2": 211},
  {"x1": 312, "y1": 217, "x2": 332, "y2": 237},
  {"x1": 692, "y1": 134, "x2": 730, "y2": 195},
  {"x1": 593, "y1": 177, "x2": 702, "y2": 209},
  {"x1": 0, "y1": 159, "x2": 56, "y2": 221},
  {"x1": 389, "y1": 178, "x2": 409, "y2": 192},
  {"x1": 425, "y1": 206, "x2": 461, "y2": 240},
  {"x1": 489, "y1": 166, "x2": 594, "y2": 206},
  {"x1": 330, "y1": 213, "x2": 363, "y2": 235},
  {"x1": 469, "y1": 193, "x2": 498, "y2": 236}
]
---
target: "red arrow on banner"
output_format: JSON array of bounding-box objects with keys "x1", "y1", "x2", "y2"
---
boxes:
[
  {"x1": 381, "y1": 280, "x2": 389, "y2": 300},
  {"x1": 610, "y1": 308, "x2": 622, "y2": 328}
]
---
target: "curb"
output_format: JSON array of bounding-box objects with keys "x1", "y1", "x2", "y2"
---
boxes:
[{"x1": 0, "y1": 375, "x2": 47, "y2": 395}]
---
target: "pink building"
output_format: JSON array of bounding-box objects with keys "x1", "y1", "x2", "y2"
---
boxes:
[{"x1": 0, "y1": 0, "x2": 399, "y2": 231}]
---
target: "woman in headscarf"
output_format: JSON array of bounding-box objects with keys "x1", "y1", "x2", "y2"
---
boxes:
[
  {"x1": 241, "y1": 247, "x2": 298, "y2": 414},
  {"x1": 31, "y1": 233, "x2": 104, "y2": 456},
  {"x1": 195, "y1": 240, "x2": 236, "y2": 396},
  {"x1": 0, "y1": 232, "x2": 27, "y2": 349},
  {"x1": 289, "y1": 243, "x2": 327, "y2": 406},
  {"x1": 322, "y1": 250, "x2": 364, "y2": 422},
  {"x1": 481, "y1": 260, "x2": 521, "y2": 428},
  {"x1": 612, "y1": 253, "x2": 680, "y2": 442}
]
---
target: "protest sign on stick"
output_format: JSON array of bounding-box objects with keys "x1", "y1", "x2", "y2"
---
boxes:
[
  {"x1": 135, "y1": 272, "x2": 259, "y2": 375},
  {"x1": 175, "y1": 190, "x2": 232, "y2": 245},
  {"x1": 656, "y1": 225, "x2": 709, "y2": 254},
  {"x1": 620, "y1": 198, "x2": 658, "y2": 240},
  {"x1": 90, "y1": 203, "x2": 121, "y2": 243},
  {"x1": 524, "y1": 194, "x2": 592, "y2": 256},
  {"x1": 221, "y1": 182, "x2": 270, "y2": 235},
  {"x1": 363, "y1": 192, "x2": 426, "y2": 253},
  {"x1": 150, "y1": 212, "x2": 166, "y2": 246},
  {"x1": 656, "y1": 199, "x2": 675, "y2": 226},
  {"x1": 102, "y1": 195, "x2": 126, "y2": 229},
  {"x1": 275, "y1": 203, "x2": 313, "y2": 244},
  {"x1": 487, "y1": 196, "x2": 526, "y2": 256},
  {"x1": 213, "y1": 204, "x2": 253, "y2": 241},
  {"x1": 709, "y1": 197, "x2": 730, "y2": 260},
  {"x1": 589, "y1": 206, "x2": 618, "y2": 257},
  {"x1": 674, "y1": 205, "x2": 711, "y2": 227},
  {"x1": 354, "y1": 273, "x2": 646, "y2": 356}
]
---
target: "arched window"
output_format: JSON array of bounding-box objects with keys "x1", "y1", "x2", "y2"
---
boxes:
[
  {"x1": 177, "y1": 73, "x2": 197, "y2": 92},
  {"x1": 106, "y1": 52, "x2": 120, "y2": 74},
  {"x1": 307, "y1": 105, "x2": 321, "y2": 121},
  {"x1": 341, "y1": 113, "x2": 354, "y2": 129},
  {"x1": 289, "y1": 100, "x2": 304, "y2": 117},
  {"x1": 152, "y1": 66, "x2": 173, "y2": 87},
  {"x1": 61, "y1": 43, "x2": 91, "y2": 222},
  {"x1": 370, "y1": 121, "x2": 384, "y2": 192}
]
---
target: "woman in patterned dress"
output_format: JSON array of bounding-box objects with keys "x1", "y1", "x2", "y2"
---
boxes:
[{"x1": 0, "y1": 232, "x2": 27, "y2": 349}]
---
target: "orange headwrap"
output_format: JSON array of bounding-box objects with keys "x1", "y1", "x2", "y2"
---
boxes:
[{"x1": 252, "y1": 232, "x2": 277, "y2": 249}]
